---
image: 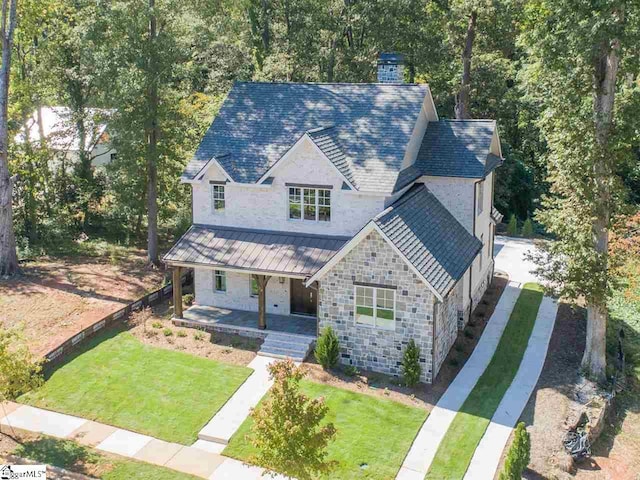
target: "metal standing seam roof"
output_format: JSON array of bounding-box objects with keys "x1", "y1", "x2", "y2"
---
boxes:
[
  {"x1": 181, "y1": 82, "x2": 431, "y2": 192},
  {"x1": 163, "y1": 225, "x2": 349, "y2": 277},
  {"x1": 374, "y1": 183, "x2": 482, "y2": 296}
]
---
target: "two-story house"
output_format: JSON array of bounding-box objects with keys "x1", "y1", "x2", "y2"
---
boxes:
[{"x1": 165, "y1": 54, "x2": 503, "y2": 383}]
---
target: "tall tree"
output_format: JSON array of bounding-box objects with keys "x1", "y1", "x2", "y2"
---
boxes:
[
  {"x1": 455, "y1": 9, "x2": 476, "y2": 119},
  {"x1": 521, "y1": 0, "x2": 639, "y2": 380},
  {"x1": 0, "y1": 0, "x2": 19, "y2": 276},
  {"x1": 146, "y1": 0, "x2": 160, "y2": 266}
]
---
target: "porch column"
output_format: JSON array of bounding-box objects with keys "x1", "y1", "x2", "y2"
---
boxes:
[
  {"x1": 173, "y1": 266, "x2": 183, "y2": 319},
  {"x1": 254, "y1": 274, "x2": 271, "y2": 330}
]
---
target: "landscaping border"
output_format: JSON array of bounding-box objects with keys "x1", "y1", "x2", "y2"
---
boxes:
[{"x1": 42, "y1": 270, "x2": 193, "y2": 369}]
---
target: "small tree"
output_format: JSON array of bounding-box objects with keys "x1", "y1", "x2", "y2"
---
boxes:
[
  {"x1": 521, "y1": 217, "x2": 534, "y2": 237},
  {"x1": 0, "y1": 328, "x2": 43, "y2": 433},
  {"x1": 251, "y1": 359, "x2": 336, "y2": 480},
  {"x1": 402, "y1": 339, "x2": 422, "y2": 387},
  {"x1": 507, "y1": 214, "x2": 518, "y2": 236},
  {"x1": 499, "y1": 422, "x2": 531, "y2": 480},
  {"x1": 315, "y1": 326, "x2": 339, "y2": 370}
]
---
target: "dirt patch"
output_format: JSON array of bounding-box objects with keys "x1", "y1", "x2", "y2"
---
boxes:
[
  {"x1": 0, "y1": 252, "x2": 164, "y2": 357},
  {"x1": 305, "y1": 274, "x2": 509, "y2": 412},
  {"x1": 127, "y1": 303, "x2": 260, "y2": 367}
]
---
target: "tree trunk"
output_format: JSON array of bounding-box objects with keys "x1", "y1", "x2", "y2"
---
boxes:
[
  {"x1": 455, "y1": 10, "x2": 477, "y2": 120},
  {"x1": 582, "y1": 304, "x2": 607, "y2": 380},
  {"x1": 146, "y1": 0, "x2": 160, "y2": 267},
  {"x1": 0, "y1": 0, "x2": 19, "y2": 277},
  {"x1": 582, "y1": 36, "x2": 621, "y2": 381},
  {"x1": 260, "y1": 0, "x2": 270, "y2": 53}
]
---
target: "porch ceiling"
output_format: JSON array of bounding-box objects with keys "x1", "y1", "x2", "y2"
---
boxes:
[{"x1": 163, "y1": 224, "x2": 349, "y2": 278}]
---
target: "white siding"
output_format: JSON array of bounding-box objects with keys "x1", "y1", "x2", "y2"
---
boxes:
[
  {"x1": 422, "y1": 176, "x2": 476, "y2": 233},
  {"x1": 191, "y1": 136, "x2": 386, "y2": 237},
  {"x1": 194, "y1": 268, "x2": 292, "y2": 315}
]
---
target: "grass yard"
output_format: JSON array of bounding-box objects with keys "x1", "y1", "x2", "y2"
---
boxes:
[
  {"x1": 224, "y1": 380, "x2": 427, "y2": 479},
  {"x1": 426, "y1": 283, "x2": 544, "y2": 480},
  {"x1": 20, "y1": 329, "x2": 252, "y2": 444},
  {"x1": 12, "y1": 436, "x2": 200, "y2": 480}
]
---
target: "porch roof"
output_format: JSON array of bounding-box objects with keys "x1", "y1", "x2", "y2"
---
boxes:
[{"x1": 163, "y1": 224, "x2": 349, "y2": 278}]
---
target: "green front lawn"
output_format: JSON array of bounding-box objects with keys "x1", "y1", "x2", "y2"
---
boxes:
[
  {"x1": 426, "y1": 283, "x2": 544, "y2": 480},
  {"x1": 13, "y1": 436, "x2": 200, "y2": 480},
  {"x1": 224, "y1": 380, "x2": 427, "y2": 479},
  {"x1": 20, "y1": 330, "x2": 252, "y2": 444}
]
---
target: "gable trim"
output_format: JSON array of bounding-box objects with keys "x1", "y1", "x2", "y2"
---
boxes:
[
  {"x1": 305, "y1": 222, "x2": 444, "y2": 302},
  {"x1": 182, "y1": 155, "x2": 235, "y2": 184},
  {"x1": 257, "y1": 133, "x2": 357, "y2": 190}
]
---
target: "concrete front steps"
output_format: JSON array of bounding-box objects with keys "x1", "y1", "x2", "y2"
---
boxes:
[{"x1": 258, "y1": 332, "x2": 315, "y2": 362}]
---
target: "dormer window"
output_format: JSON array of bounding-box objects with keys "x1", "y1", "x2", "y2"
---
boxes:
[
  {"x1": 288, "y1": 186, "x2": 331, "y2": 222},
  {"x1": 211, "y1": 183, "x2": 225, "y2": 212}
]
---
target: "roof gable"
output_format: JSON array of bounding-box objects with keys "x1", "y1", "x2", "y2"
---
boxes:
[
  {"x1": 182, "y1": 82, "x2": 432, "y2": 192},
  {"x1": 307, "y1": 183, "x2": 481, "y2": 298}
]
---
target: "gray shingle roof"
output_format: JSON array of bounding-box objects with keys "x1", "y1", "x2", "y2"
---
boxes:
[
  {"x1": 307, "y1": 126, "x2": 357, "y2": 188},
  {"x1": 182, "y1": 82, "x2": 430, "y2": 192},
  {"x1": 163, "y1": 224, "x2": 348, "y2": 277},
  {"x1": 393, "y1": 120, "x2": 499, "y2": 191},
  {"x1": 374, "y1": 183, "x2": 482, "y2": 296}
]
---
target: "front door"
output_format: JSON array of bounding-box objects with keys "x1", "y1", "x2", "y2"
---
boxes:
[{"x1": 290, "y1": 279, "x2": 317, "y2": 316}]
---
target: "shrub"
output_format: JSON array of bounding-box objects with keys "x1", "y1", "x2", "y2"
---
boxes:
[
  {"x1": 194, "y1": 331, "x2": 205, "y2": 341},
  {"x1": 521, "y1": 217, "x2": 534, "y2": 237},
  {"x1": 251, "y1": 359, "x2": 336, "y2": 480},
  {"x1": 182, "y1": 294, "x2": 195, "y2": 306},
  {"x1": 314, "y1": 327, "x2": 340, "y2": 370},
  {"x1": 507, "y1": 214, "x2": 518, "y2": 236},
  {"x1": 0, "y1": 328, "x2": 43, "y2": 410},
  {"x1": 163, "y1": 328, "x2": 173, "y2": 337},
  {"x1": 177, "y1": 330, "x2": 187, "y2": 338},
  {"x1": 499, "y1": 422, "x2": 531, "y2": 480},
  {"x1": 151, "y1": 321, "x2": 163, "y2": 329},
  {"x1": 401, "y1": 339, "x2": 422, "y2": 387},
  {"x1": 343, "y1": 365, "x2": 359, "y2": 377},
  {"x1": 464, "y1": 328, "x2": 474, "y2": 339}
]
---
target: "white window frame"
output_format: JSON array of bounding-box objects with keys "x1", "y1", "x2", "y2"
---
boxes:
[
  {"x1": 211, "y1": 184, "x2": 225, "y2": 212},
  {"x1": 288, "y1": 187, "x2": 330, "y2": 222},
  {"x1": 250, "y1": 276, "x2": 259, "y2": 297},
  {"x1": 213, "y1": 270, "x2": 226, "y2": 293},
  {"x1": 477, "y1": 181, "x2": 484, "y2": 215},
  {"x1": 354, "y1": 285, "x2": 396, "y2": 331}
]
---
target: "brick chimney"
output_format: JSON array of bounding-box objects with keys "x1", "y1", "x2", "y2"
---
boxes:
[{"x1": 377, "y1": 53, "x2": 405, "y2": 83}]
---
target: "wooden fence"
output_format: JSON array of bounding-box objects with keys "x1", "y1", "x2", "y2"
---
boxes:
[{"x1": 43, "y1": 270, "x2": 193, "y2": 368}]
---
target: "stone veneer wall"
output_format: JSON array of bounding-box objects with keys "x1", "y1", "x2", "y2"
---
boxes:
[
  {"x1": 318, "y1": 231, "x2": 436, "y2": 383},
  {"x1": 434, "y1": 281, "x2": 462, "y2": 376}
]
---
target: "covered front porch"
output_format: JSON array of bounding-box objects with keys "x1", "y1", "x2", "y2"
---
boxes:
[
  {"x1": 174, "y1": 304, "x2": 318, "y2": 338},
  {"x1": 164, "y1": 224, "x2": 349, "y2": 337}
]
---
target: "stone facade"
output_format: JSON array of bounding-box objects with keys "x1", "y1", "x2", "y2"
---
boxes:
[
  {"x1": 318, "y1": 230, "x2": 437, "y2": 383},
  {"x1": 434, "y1": 280, "x2": 463, "y2": 376},
  {"x1": 377, "y1": 63, "x2": 405, "y2": 83}
]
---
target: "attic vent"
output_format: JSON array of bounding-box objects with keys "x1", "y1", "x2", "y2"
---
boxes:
[{"x1": 377, "y1": 52, "x2": 405, "y2": 84}]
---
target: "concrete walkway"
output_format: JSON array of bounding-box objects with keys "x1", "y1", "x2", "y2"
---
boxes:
[
  {"x1": 396, "y1": 281, "x2": 523, "y2": 480},
  {"x1": 396, "y1": 236, "x2": 555, "y2": 480},
  {"x1": 198, "y1": 355, "x2": 277, "y2": 444},
  {"x1": 464, "y1": 295, "x2": 558, "y2": 480},
  {"x1": 0, "y1": 401, "x2": 287, "y2": 479}
]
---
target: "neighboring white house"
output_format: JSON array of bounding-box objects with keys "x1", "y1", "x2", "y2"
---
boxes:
[
  {"x1": 15, "y1": 106, "x2": 116, "y2": 168},
  {"x1": 164, "y1": 53, "x2": 503, "y2": 383}
]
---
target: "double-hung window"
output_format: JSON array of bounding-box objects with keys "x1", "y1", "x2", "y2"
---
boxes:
[
  {"x1": 477, "y1": 181, "x2": 484, "y2": 215},
  {"x1": 211, "y1": 184, "x2": 225, "y2": 212},
  {"x1": 355, "y1": 285, "x2": 396, "y2": 330},
  {"x1": 288, "y1": 187, "x2": 330, "y2": 222},
  {"x1": 214, "y1": 270, "x2": 226, "y2": 292}
]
